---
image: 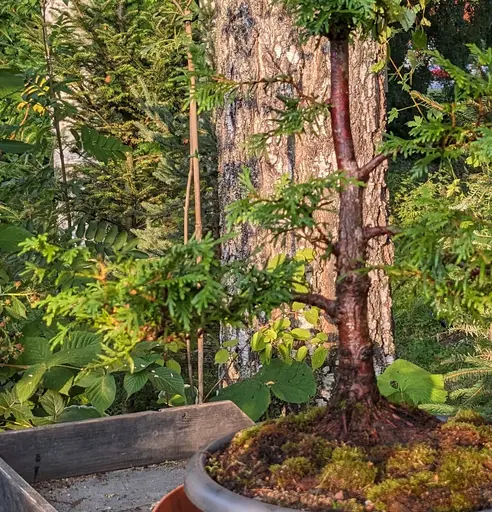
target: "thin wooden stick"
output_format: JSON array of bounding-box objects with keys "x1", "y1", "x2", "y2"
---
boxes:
[{"x1": 184, "y1": 5, "x2": 204, "y2": 404}]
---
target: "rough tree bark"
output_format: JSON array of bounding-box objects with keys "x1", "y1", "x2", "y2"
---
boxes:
[{"x1": 213, "y1": 0, "x2": 394, "y2": 382}]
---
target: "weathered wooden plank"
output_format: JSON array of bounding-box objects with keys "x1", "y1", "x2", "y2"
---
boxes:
[
  {"x1": 0, "y1": 457, "x2": 57, "y2": 512},
  {"x1": 0, "y1": 401, "x2": 253, "y2": 484}
]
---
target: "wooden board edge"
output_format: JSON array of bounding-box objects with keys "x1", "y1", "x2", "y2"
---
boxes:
[{"x1": 0, "y1": 457, "x2": 57, "y2": 512}]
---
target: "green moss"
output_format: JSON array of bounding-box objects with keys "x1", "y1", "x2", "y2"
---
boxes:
[
  {"x1": 433, "y1": 492, "x2": 477, "y2": 512},
  {"x1": 386, "y1": 443, "x2": 437, "y2": 477},
  {"x1": 319, "y1": 459, "x2": 377, "y2": 492},
  {"x1": 438, "y1": 447, "x2": 492, "y2": 490},
  {"x1": 331, "y1": 445, "x2": 365, "y2": 461},
  {"x1": 277, "y1": 407, "x2": 325, "y2": 431},
  {"x1": 440, "y1": 422, "x2": 483, "y2": 448},
  {"x1": 281, "y1": 436, "x2": 333, "y2": 468},
  {"x1": 332, "y1": 500, "x2": 365, "y2": 512},
  {"x1": 232, "y1": 425, "x2": 262, "y2": 448},
  {"x1": 269, "y1": 456, "x2": 313, "y2": 487},
  {"x1": 451, "y1": 409, "x2": 487, "y2": 426}
]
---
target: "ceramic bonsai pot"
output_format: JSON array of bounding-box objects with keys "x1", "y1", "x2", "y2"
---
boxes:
[
  {"x1": 152, "y1": 484, "x2": 202, "y2": 512},
  {"x1": 184, "y1": 431, "x2": 492, "y2": 512},
  {"x1": 184, "y1": 432, "x2": 296, "y2": 512}
]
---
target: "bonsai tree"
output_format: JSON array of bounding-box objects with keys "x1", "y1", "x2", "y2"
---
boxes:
[{"x1": 222, "y1": 0, "x2": 492, "y2": 437}]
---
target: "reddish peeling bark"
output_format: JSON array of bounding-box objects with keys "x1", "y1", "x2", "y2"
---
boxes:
[{"x1": 329, "y1": 38, "x2": 381, "y2": 409}]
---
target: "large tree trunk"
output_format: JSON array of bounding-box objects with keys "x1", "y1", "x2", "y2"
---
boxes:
[{"x1": 214, "y1": 0, "x2": 394, "y2": 382}]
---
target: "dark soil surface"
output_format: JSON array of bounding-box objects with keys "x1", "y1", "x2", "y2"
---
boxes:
[{"x1": 208, "y1": 407, "x2": 492, "y2": 512}]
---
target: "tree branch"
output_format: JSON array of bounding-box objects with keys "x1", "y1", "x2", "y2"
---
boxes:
[
  {"x1": 358, "y1": 154, "x2": 388, "y2": 182},
  {"x1": 293, "y1": 293, "x2": 337, "y2": 321},
  {"x1": 364, "y1": 226, "x2": 397, "y2": 242}
]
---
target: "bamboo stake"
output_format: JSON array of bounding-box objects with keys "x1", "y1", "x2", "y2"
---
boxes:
[{"x1": 183, "y1": 2, "x2": 204, "y2": 404}]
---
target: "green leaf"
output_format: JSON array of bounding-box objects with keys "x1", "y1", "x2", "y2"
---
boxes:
[
  {"x1": 215, "y1": 349, "x2": 229, "y2": 364},
  {"x1": 15, "y1": 364, "x2": 46, "y2": 402},
  {"x1": 291, "y1": 328, "x2": 311, "y2": 341},
  {"x1": 211, "y1": 379, "x2": 270, "y2": 421},
  {"x1": 148, "y1": 366, "x2": 185, "y2": 397},
  {"x1": 9, "y1": 297, "x2": 27, "y2": 319},
  {"x1": 113, "y1": 231, "x2": 128, "y2": 250},
  {"x1": 0, "y1": 68, "x2": 23, "y2": 99},
  {"x1": 57, "y1": 405, "x2": 102, "y2": 423},
  {"x1": 267, "y1": 253, "x2": 286, "y2": 271},
  {"x1": 166, "y1": 359, "x2": 182, "y2": 375},
  {"x1": 292, "y1": 302, "x2": 304, "y2": 312},
  {"x1": 377, "y1": 359, "x2": 447, "y2": 406},
  {"x1": 48, "y1": 331, "x2": 101, "y2": 367},
  {"x1": 399, "y1": 7, "x2": 417, "y2": 31},
  {"x1": 43, "y1": 367, "x2": 75, "y2": 393},
  {"x1": 251, "y1": 331, "x2": 266, "y2": 352},
  {"x1": 303, "y1": 308, "x2": 319, "y2": 326},
  {"x1": 296, "y1": 346, "x2": 308, "y2": 362},
  {"x1": 124, "y1": 371, "x2": 149, "y2": 398},
  {"x1": 0, "y1": 139, "x2": 34, "y2": 154},
  {"x1": 16, "y1": 337, "x2": 51, "y2": 365},
  {"x1": 0, "y1": 225, "x2": 32, "y2": 252},
  {"x1": 40, "y1": 390, "x2": 64, "y2": 418},
  {"x1": 75, "y1": 370, "x2": 104, "y2": 388},
  {"x1": 78, "y1": 126, "x2": 129, "y2": 164},
  {"x1": 311, "y1": 346, "x2": 328, "y2": 370},
  {"x1": 257, "y1": 360, "x2": 316, "y2": 403},
  {"x1": 223, "y1": 339, "x2": 238, "y2": 348},
  {"x1": 412, "y1": 29, "x2": 428, "y2": 50},
  {"x1": 85, "y1": 374, "x2": 116, "y2": 412}
]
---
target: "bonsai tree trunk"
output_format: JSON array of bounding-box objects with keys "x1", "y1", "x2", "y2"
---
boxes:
[
  {"x1": 214, "y1": 0, "x2": 394, "y2": 382},
  {"x1": 330, "y1": 37, "x2": 381, "y2": 409}
]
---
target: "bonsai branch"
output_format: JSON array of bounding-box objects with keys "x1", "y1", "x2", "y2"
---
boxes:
[
  {"x1": 364, "y1": 226, "x2": 397, "y2": 242},
  {"x1": 358, "y1": 153, "x2": 388, "y2": 182},
  {"x1": 293, "y1": 293, "x2": 337, "y2": 320}
]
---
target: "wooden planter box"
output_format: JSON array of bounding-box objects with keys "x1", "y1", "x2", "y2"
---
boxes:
[{"x1": 0, "y1": 401, "x2": 253, "y2": 512}]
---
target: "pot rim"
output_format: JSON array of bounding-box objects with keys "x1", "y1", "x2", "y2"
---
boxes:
[
  {"x1": 184, "y1": 428, "x2": 492, "y2": 512},
  {"x1": 184, "y1": 431, "x2": 294, "y2": 511}
]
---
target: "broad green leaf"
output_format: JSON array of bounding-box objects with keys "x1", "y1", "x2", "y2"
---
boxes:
[
  {"x1": 399, "y1": 7, "x2": 417, "y2": 31},
  {"x1": 223, "y1": 339, "x2": 238, "y2": 348},
  {"x1": 148, "y1": 367, "x2": 185, "y2": 397},
  {"x1": 75, "y1": 370, "x2": 104, "y2": 388},
  {"x1": 292, "y1": 302, "x2": 304, "y2": 312},
  {"x1": 291, "y1": 328, "x2": 311, "y2": 340},
  {"x1": 303, "y1": 308, "x2": 319, "y2": 326},
  {"x1": 0, "y1": 68, "x2": 23, "y2": 99},
  {"x1": 0, "y1": 225, "x2": 32, "y2": 252},
  {"x1": 48, "y1": 332, "x2": 101, "y2": 367},
  {"x1": 16, "y1": 337, "x2": 51, "y2": 365},
  {"x1": 85, "y1": 374, "x2": 116, "y2": 412},
  {"x1": 0, "y1": 139, "x2": 34, "y2": 154},
  {"x1": 64, "y1": 331, "x2": 101, "y2": 351},
  {"x1": 258, "y1": 359, "x2": 316, "y2": 404},
  {"x1": 251, "y1": 331, "x2": 266, "y2": 352},
  {"x1": 7, "y1": 297, "x2": 27, "y2": 319},
  {"x1": 43, "y1": 367, "x2": 75, "y2": 393},
  {"x1": 40, "y1": 390, "x2": 64, "y2": 418},
  {"x1": 215, "y1": 349, "x2": 229, "y2": 364},
  {"x1": 15, "y1": 364, "x2": 46, "y2": 402},
  {"x1": 166, "y1": 359, "x2": 181, "y2": 374},
  {"x1": 311, "y1": 346, "x2": 328, "y2": 370},
  {"x1": 412, "y1": 29, "x2": 428, "y2": 50},
  {"x1": 57, "y1": 405, "x2": 102, "y2": 423},
  {"x1": 211, "y1": 379, "x2": 270, "y2": 422},
  {"x1": 267, "y1": 253, "x2": 286, "y2": 271},
  {"x1": 377, "y1": 359, "x2": 447, "y2": 406},
  {"x1": 124, "y1": 371, "x2": 149, "y2": 398}
]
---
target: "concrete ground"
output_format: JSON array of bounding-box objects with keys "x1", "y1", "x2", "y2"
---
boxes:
[{"x1": 34, "y1": 460, "x2": 187, "y2": 512}]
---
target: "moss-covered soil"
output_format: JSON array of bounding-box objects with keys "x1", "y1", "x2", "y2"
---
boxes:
[{"x1": 208, "y1": 408, "x2": 492, "y2": 512}]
